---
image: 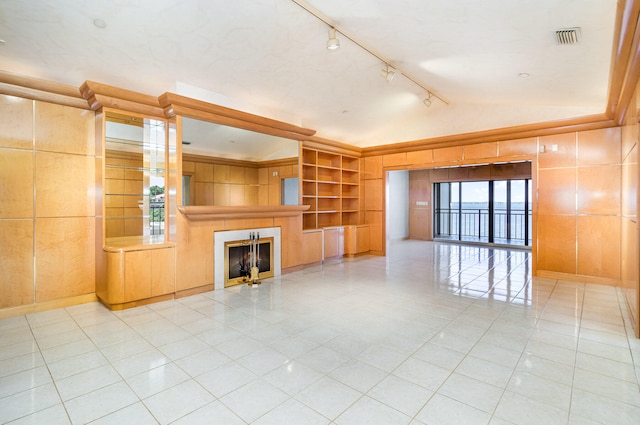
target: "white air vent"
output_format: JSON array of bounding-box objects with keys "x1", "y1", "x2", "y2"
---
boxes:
[{"x1": 554, "y1": 27, "x2": 581, "y2": 45}]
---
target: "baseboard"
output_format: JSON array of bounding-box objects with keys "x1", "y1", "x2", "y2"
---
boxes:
[
  {"x1": 0, "y1": 293, "x2": 99, "y2": 320},
  {"x1": 536, "y1": 270, "x2": 621, "y2": 287},
  {"x1": 175, "y1": 284, "x2": 215, "y2": 299}
]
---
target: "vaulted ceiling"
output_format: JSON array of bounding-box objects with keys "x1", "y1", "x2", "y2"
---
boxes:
[{"x1": 0, "y1": 0, "x2": 619, "y2": 149}]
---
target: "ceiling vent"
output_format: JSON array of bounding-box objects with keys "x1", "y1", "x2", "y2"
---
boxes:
[{"x1": 554, "y1": 27, "x2": 581, "y2": 45}]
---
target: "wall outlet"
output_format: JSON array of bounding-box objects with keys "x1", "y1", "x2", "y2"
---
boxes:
[
  {"x1": 272, "y1": 171, "x2": 279, "y2": 176},
  {"x1": 416, "y1": 201, "x2": 428, "y2": 206}
]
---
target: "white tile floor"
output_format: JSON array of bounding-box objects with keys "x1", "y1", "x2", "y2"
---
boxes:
[{"x1": 1, "y1": 240, "x2": 640, "y2": 424}]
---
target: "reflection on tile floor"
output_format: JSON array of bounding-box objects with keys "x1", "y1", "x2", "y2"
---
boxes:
[{"x1": 1, "y1": 240, "x2": 640, "y2": 424}]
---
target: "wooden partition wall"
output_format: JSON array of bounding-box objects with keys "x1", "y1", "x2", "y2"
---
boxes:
[{"x1": 0, "y1": 95, "x2": 98, "y2": 313}]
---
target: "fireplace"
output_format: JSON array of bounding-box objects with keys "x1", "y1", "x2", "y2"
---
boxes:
[
  {"x1": 213, "y1": 227, "x2": 281, "y2": 290},
  {"x1": 224, "y1": 237, "x2": 274, "y2": 286}
]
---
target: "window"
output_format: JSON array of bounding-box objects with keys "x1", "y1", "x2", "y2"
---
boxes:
[{"x1": 434, "y1": 179, "x2": 531, "y2": 246}]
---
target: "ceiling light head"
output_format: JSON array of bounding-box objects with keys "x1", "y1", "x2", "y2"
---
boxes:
[
  {"x1": 423, "y1": 92, "x2": 434, "y2": 107},
  {"x1": 380, "y1": 65, "x2": 396, "y2": 83},
  {"x1": 327, "y1": 27, "x2": 340, "y2": 50},
  {"x1": 93, "y1": 18, "x2": 107, "y2": 29}
]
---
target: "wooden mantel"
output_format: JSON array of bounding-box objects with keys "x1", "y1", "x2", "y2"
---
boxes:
[{"x1": 177, "y1": 205, "x2": 310, "y2": 220}]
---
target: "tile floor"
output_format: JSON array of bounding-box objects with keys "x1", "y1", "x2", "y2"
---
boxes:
[{"x1": 1, "y1": 240, "x2": 640, "y2": 424}]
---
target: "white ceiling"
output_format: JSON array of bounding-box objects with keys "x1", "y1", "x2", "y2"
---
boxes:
[{"x1": 0, "y1": 0, "x2": 617, "y2": 152}]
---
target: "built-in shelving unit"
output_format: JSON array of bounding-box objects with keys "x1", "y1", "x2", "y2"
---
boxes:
[{"x1": 301, "y1": 147, "x2": 361, "y2": 230}]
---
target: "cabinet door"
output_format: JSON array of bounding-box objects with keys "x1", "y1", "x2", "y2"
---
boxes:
[
  {"x1": 124, "y1": 250, "x2": 152, "y2": 301},
  {"x1": 151, "y1": 247, "x2": 175, "y2": 297},
  {"x1": 324, "y1": 227, "x2": 344, "y2": 258},
  {"x1": 355, "y1": 226, "x2": 370, "y2": 253},
  {"x1": 302, "y1": 230, "x2": 323, "y2": 264}
]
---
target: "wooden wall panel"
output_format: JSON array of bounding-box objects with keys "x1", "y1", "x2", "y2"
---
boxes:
[
  {"x1": 498, "y1": 137, "x2": 537, "y2": 157},
  {"x1": 35, "y1": 152, "x2": 95, "y2": 217},
  {"x1": 0, "y1": 97, "x2": 96, "y2": 313},
  {"x1": 0, "y1": 95, "x2": 33, "y2": 149},
  {"x1": 464, "y1": 142, "x2": 498, "y2": 160},
  {"x1": 577, "y1": 127, "x2": 621, "y2": 166},
  {"x1": 364, "y1": 179, "x2": 383, "y2": 211},
  {"x1": 536, "y1": 214, "x2": 577, "y2": 275},
  {"x1": 407, "y1": 150, "x2": 432, "y2": 165},
  {"x1": 537, "y1": 168, "x2": 576, "y2": 215},
  {"x1": 35, "y1": 102, "x2": 95, "y2": 155},
  {"x1": 0, "y1": 220, "x2": 34, "y2": 308},
  {"x1": 577, "y1": 215, "x2": 621, "y2": 280},
  {"x1": 383, "y1": 152, "x2": 406, "y2": 167},
  {"x1": 538, "y1": 133, "x2": 576, "y2": 168},
  {"x1": 365, "y1": 211, "x2": 383, "y2": 253},
  {"x1": 0, "y1": 148, "x2": 33, "y2": 218},
  {"x1": 275, "y1": 215, "x2": 303, "y2": 269},
  {"x1": 364, "y1": 156, "x2": 383, "y2": 179},
  {"x1": 577, "y1": 165, "x2": 621, "y2": 215},
  {"x1": 35, "y1": 217, "x2": 96, "y2": 302},
  {"x1": 433, "y1": 146, "x2": 463, "y2": 163}
]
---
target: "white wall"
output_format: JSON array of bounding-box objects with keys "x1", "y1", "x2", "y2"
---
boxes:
[{"x1": 386, "y1": 170, "x2": 409, "y2": 240}]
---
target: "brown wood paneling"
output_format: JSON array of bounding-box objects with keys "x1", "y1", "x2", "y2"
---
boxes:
[
  {"x1": 538, "y1": 133, "x2": 576, "y2": 169},
  {"x1": 578, "y1": 215, "x2": 621, "y2": 280},
  {"x1": 383, "y1": 152, "x2": 407, "y2": 167},
  {"x1": 0, "y1": 94, "x2": 33, "y2": 149},
  {"x1": 407, "y1": 150, "x2": 433, "y2": 165},
  {"x1": 0, "y1": 149, "x2": 33, "y2": 218},
  {"x1": 433, "y1": 146, "x2": 463, "y2": 163},
  {"x1": 536, "y1": 214, "x2": 577, "y2": 275},
  {"x1": 577, "y1": 127, "x2": 622, "y2": 165},
  {"x1": 464, "y1": 142, "x2": 498, "y2": 160},
  {"x1": 577, "y1": 165, "x2": 621, "y2": 215},
  {"x1": 0, "y1": 219, "x2": 34, "y2": 308},
  {"x1": 35, "y1": 217, "x2": 96, "y2": 302}
]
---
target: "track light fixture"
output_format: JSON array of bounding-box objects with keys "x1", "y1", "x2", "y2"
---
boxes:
[
  {"x1": 327, "y1": 27, "x2": 340, "y2": 50},
  {"x1": 380, "y1": 64, "x2": 396, "y2": 83},
  {"x1": 290, "y1": 0, "x2": 446, "y2": 104},
  {"x1": 423, "y1": 92, "x2": 434, "y2": 107}
]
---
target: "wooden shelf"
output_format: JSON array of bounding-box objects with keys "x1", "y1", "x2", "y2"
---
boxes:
[{"x1": 301, "y1": 147, "x2": 361, "y2": 230}]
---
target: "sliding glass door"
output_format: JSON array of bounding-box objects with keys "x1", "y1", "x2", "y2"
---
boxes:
[{"x1": 434, "y1": 179, "x2": 532, "y2": 246}]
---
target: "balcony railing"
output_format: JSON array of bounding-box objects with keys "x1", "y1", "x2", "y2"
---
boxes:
[
  {"x1": 434, "y1": 208, "x2": 531, "y2": 245},
  {"x1": 149, "y1": 202, "x2": 164, "y2": 236}
]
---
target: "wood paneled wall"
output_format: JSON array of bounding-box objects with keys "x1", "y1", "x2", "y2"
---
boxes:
[
  {"x1": 365, "y1": 130, "x2": 626, "y2": 285},
  {"x1": 537, "y1": 128, "x2": 622, "y2": 283},
  {"x1": 0, "y1": 94, "x2": 97, "y2": 311},
  {"x1": 185, "y1": 158, "x2": 298, "y2": 207}
]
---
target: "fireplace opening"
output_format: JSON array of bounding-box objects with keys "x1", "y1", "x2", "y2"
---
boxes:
[{"x1": 224, "y1": 237, "x2": 274, "y2": 287}]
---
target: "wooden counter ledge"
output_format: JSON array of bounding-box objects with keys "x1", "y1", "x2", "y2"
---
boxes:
[{"x1": 177, "y1": 205, "x2": 310, "y2": 220}]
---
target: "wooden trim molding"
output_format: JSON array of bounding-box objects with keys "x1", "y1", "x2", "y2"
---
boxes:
[
  {"x1": 182, "y1": 153, "x2": 297, "y2": 168},
  {"x1": 0, "y1": 70, "x2": 90, "y2": 110},
  {"x1": 178, "y1": 205, "x2": 310, "y2": 220},
  {"x1": 362, "y1": 115, "x2": 615, "y2": 157},
  {"x1": 302, "y1": 136, "x2": 363, "y2": 157},
  {"x1": 160, "y1": 92, "x2": 315, "y2": 137},
  {"x1": 607, "y1": 0, "x2": 640, "y2": 119}
]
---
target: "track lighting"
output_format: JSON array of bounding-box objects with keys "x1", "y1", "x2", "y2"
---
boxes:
[
  {"x1": 380, "y1": 64, "x2": 396, "y2": 83},
  {"x1": 327, "y1": 27, "x2": 340, "y2": 50},
  {"x1": 423, "y1": 92, "x2": 434, "y2": 107}
]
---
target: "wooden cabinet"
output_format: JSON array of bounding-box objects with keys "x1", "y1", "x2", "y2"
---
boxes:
[
  {"x1": 302, "y1": 147, "x2": 361, "y2": 230},
  {"x1": 102, "y1": 245, "x2": 175, "y2": 308},
  {"x1": 97, "y1": 109, "x2": 178, "y2": 310},
  {"x1": 344, "y1": 225, "x2": 370, "y2": 256},
  {"x1": 302, "y1": 229, "x2": 324, "y2": 264}
]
